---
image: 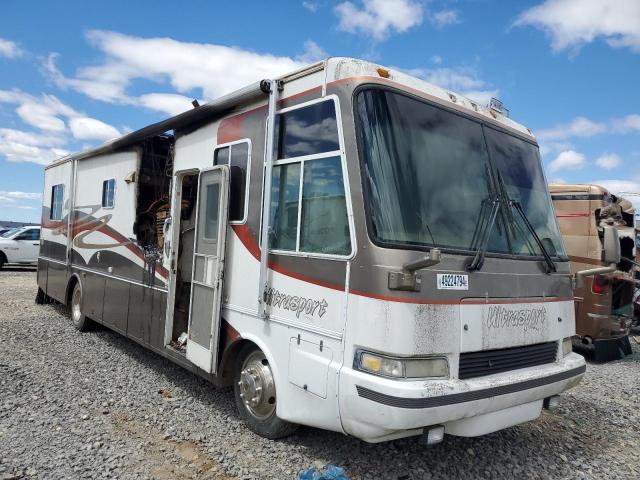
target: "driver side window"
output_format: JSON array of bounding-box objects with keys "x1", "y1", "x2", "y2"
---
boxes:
[
  {"x1": 268, "y1": 98, "x2": 352, "y2": 256},
  {"x1": 16, "y1": 229, "x2": 40, "y2": 241}
]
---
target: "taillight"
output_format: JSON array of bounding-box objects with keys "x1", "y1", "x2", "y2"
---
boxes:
[{"x1": 591, "y1": 274, "x2": 609, "y2": 295}]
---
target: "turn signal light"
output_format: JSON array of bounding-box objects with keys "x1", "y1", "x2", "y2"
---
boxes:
[{"x1": 355, "y1": 350, "x2": 449, "y2": 379}]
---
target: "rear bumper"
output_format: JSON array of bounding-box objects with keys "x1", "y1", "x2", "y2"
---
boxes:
[{"x1": 339, "y1": 352, "x2": 586, "y2": 443}]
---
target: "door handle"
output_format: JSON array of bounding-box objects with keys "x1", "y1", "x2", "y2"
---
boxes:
[{"x1": 33, "y1": 243, "x2": 39, "y2": 245}]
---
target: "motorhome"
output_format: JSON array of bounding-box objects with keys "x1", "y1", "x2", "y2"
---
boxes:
[
  {"x1": 550, "y1": 184, "x2": 635, "y2": 361},
  {"x1": 38, "y1": 58, "x2": 591, "y2": 443}
]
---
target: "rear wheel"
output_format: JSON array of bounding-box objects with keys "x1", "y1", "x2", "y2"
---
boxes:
[
  {"x1": 0, "y1": 252, "x2": 6, "y2": 269},
  {"x1": 70, "y1": 282, "x2": 92, "y2": 331},
  {"x1": 233, "y1": 345, "x2": 298, "y2": 439}
]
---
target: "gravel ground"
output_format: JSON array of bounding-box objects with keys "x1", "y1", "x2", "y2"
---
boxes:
[{"x1": 1, "y1": 269, "x2": 639, "y2": 480}]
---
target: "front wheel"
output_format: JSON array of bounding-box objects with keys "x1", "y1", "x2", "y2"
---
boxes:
[
  {"x1": 69, "y1": 282, "x2": 92, "y2": 331},
  {"x1": 233, "y1": 345, "x2": 298, "y2": 439}
]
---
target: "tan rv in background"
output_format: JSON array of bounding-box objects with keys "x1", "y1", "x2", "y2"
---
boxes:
[{"x1": 550, "y1": 184, "x2": 636, "y2": 361}]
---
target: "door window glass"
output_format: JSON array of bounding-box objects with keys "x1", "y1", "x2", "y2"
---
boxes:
[
  {"x1": 203, "y1": 183, "x2": 220, "y2": 240},
  {"x1": 50, "y1": 184, "x2": 64, "y2": 220}
]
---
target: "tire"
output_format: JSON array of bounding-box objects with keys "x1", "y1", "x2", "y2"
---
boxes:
[
  {"x1": 69, "y1": 282, "x2": 92, "y2": 332},
  {"x1": 233, "y1": 344, "x2": 298, "y2": 439},
  {"x1": 0, "y1": 252, "x2": 5, "y2": 270}
]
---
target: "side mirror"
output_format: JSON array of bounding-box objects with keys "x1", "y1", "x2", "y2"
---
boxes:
[{"x1": 602, "y1": 226, "x2": 621, "y2": 264}]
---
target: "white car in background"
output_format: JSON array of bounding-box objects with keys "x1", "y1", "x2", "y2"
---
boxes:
[{"x1": 0, "y1": 226, "x2": 41, "y2": 269}]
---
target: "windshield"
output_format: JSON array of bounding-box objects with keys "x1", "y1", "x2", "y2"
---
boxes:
[
  {"x1": 1, "y1": 228, "x2": 20, "y2": 238},
  {"x1": 355, "y1": 87, "x2": 565, "y2": 258}
]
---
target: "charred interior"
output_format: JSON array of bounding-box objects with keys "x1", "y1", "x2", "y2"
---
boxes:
[
  {"x1": 134, "y1": 135, "x2": 174, "y2": 253},
  {"x1": 171, "y1": 173, "x2": 199, "y2": 348}
]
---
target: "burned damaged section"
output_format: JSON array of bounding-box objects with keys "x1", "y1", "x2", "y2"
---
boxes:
[{"x1": 134, "y1": 135, "x2": 174, "y2": 254}]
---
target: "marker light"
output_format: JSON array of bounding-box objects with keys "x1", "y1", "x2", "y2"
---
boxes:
[
  {"x1": 562, "y1": 337, "x2": 573, "y2": 357},
  {"x1": 376, "y1": 67, "x2": 390, "y2": 78},
  {"x1": 591, "y1": 274, "x2": 609, "y2": 295},
  {"x1": 355, "y1": 350, "x2": 449, "y2": 379}
]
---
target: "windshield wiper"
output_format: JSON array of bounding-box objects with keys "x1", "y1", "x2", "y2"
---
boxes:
[
  {"x1": 467, "y1": 197, "x2": 501, "y2": 271},
  {"x1": 509, "y1": 200, "x2": 557, "y2": 273},
  {"x1": 494, "y1": 170, "x2": 557, "y2": 273}
]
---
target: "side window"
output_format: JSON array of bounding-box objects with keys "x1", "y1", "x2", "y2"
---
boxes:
[
  {"x1": 102, "y1": 178, "x2": 115, "y2": 208},
  {"x1": 269, "y1": 98, "x2": 351, "y2": 256},
  {"x1": 275, "y1": 100, "x2": 340, "y2": 159},
  {"x1": 16, "y1": 229, "x2": 39, "y2": 240},
  {"x1": 213, "y1": 141, "x2": 249, "y2": 222},
  {"x1": 50, "y1": 184, "x2": 64, "y2": 220}
]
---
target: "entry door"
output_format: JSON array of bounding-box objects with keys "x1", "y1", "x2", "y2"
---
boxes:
[{"x1": 186, "y1": 166, "x2": 229, "y2": 373}]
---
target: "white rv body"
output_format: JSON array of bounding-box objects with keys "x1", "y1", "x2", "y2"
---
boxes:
[{"x1": 38, "y1": 58, "x2": 585, "y2": 443}]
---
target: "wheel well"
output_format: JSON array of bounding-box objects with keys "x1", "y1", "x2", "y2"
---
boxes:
[
  {"x1": 219, "y1": 339, "x2": 257, "y2": 386},
  {"x1": 65, "y1": 275, "x2": 80, "y2": 307},
  {"x1": 0, "y1": 251, "x2": 7, "y2": 264}
]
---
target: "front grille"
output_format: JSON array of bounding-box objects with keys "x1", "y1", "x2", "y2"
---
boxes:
[{"x1": 459, "y1": 342, "x2": 557, "y2": 380}]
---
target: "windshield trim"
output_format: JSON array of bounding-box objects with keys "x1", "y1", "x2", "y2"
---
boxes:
[{"x1": 352, "y1": 84, "x2": 569, "y2": 262}]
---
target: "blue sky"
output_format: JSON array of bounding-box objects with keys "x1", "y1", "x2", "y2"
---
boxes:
[{"x1": 1, "y1": 0, "x2": 639, "y2": 222}]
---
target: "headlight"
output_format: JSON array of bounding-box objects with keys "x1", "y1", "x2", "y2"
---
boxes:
[
  {"x1": 562, "y1": 337, "x2": 573, "y2": 357},
  {"x1": 355, "y1": 350, "x2": 449, "y2": 379}
]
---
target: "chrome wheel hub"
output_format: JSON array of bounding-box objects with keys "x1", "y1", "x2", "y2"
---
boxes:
[
  {"x1": 71, "y1": 287, "x2": 82, "y2": 324},
  {"x1": 238, "y1": 351, "x2": 276, "y2": 419}
]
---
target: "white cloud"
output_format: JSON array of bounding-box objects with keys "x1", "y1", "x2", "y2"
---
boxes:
[
  {"x1": 548, "y1": 150, "x2": 586, "y2": 172},
  {"x1": 69, "y1": 117, "x2": 121, "y2": 142},
  {"x1": 335, "y1": 0, "x2": 423, "y2": 41},
  {"x1": 515, "y1": 0, "x2": 640, "y2": 54},
  {"x1": 46, "y1": 30, "x2": 308, "y2": 108},
  {"x1": 296, "y1": 40, "x2": 328, "y2": 64},
  {"x1": 0, "y1": 89, "x2": 120, "y2": 164},
  {"x1": 611, "y1": 114, "x2": 640, "y2": 133},
  {"x1": 459, "y1": 89, "x2": 499, "y2": 106},
  {"x1": 431, "y1": 55, "x2": 442, "y2": 65},
  {"x1": 431, "y1": 9, "x2": 460, "y2": 28},
  {"x1": 593, "y1": 179, "x2": 640, "y2": 211},
  {"x1": 0, "y1": 38, "x2": 23, "y2": 59},
  {"x1": 0, "y1": 128, "x2": 65, "y2": 148},
  {"x1": 302, "y1": 1, "x2": 319, "y2": 12},
  {"x1": 137, "y1": 93, "x2": 195, "y2": 116},
  {"x1": 536, "y1": 116, "x2": 607, "y2": 141},
  {"x1": 549, "y1": 177, "x2": 566, "y2": 184},
  {"x1": 0, "y1": 191, "x2": 41, "y2": 215},
  {"x1": 0, "y1": 140, "x2": 68, "y2": 165},
  {"x1": 403, "y1": 66, "x2": 498, "y2": 105},
  {"x1": 536, "y1": 114, "x2": 640, "y2": 142},
  {"x1": 0, "y1": 90, "x2": 78, "y2": 133},
  {"x1": 539, "y1": 141, "x2": 574, "y2": 157},
  {"x1": 0, "y1": 191, "x2": 41, "y2": 201},
  {"x1": 596, "y1": 153, "x2": 622, "y2": 170}
]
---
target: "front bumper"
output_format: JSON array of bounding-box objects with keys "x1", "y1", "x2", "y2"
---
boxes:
[{"x1": 339, "y1": 352, "x2": 586, "y2": 443}]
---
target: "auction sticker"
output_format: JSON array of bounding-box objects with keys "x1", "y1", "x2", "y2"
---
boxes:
[{"x1": 437, "y1": 273, "x2": 469, "y2": 290}]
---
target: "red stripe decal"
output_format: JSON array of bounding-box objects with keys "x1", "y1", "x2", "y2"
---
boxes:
[
  {"x1": 229, "y1": 225, "x2": 572, "y2": 305},
  {"x1": 556, "y1": 213, "x2": 590, "y2": 218}
]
